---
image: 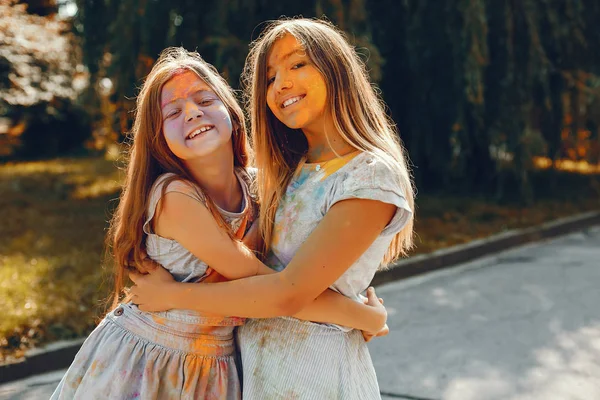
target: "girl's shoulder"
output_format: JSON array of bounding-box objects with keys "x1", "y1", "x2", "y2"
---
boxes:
[
  {"x1": 143, "y1": 173, "x2": 205, "y2": 237},
  {"x1": 327, "y1": 151, "x2": 413, "y2": 235},
  {"x1": 341, "y1": 151, "x2": 398, "y2": 180},
  {"x1": 328, "y1": 150, "x2": 408, "y2": 205},
  {"x1": 150, "y1": 173, "x2": 206, "y2": 205}
]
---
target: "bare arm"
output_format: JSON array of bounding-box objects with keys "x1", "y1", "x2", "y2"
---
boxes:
[
  {"x1": 144, "y1": 192, "x2": 386, "y2": 332},
  {"x1": 291, "y1": 287, "x2": 386, "y2": 331},
  {"x1": 132, "y1": 195, "x2": 395, "y2": 330},
  {"x1": 240, "y1": 220, "x2": 386, "y2": 330}
]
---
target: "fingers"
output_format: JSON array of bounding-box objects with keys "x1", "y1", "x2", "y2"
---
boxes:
[
  {"x1": 362, "y1": 324, "x2": 390, "y2": 343},
  {"x1": 358, "y1": 293, "x2": 368, "y2": 304},
  {"x1": 376, "y1": 324, "x2": 390, "y2": 337},
  {"x1": 366, "y1": 286, "x2": 378, "y2": 304},
  {"x1": 127, "y1": 253, "x2": 158, "y2": 273},
  {"x1": 141, "y1": 257, "x2": 159, "y2": 272}
]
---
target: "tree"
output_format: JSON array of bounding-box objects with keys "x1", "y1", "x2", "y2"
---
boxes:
[{"x1": 0, "y1": 1, "x2": 89, "y2": 159}]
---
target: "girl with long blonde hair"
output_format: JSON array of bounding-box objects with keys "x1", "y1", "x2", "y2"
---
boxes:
[
  {"x1": 131, "y1": 18, "x2": 414, "y2": 399},
  {"x1": 52, "y1": 46, "x2": 388, "y2": 399}
]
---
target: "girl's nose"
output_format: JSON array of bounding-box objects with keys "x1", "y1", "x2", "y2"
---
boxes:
[
  {"x1": 274, "y1": 76, "x2": 293, "y2": 93},
  {"x1": 185, "y1": 102, "x2": 204, "y2": 122}
]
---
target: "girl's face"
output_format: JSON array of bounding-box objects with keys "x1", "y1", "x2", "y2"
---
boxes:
[
  {"x1": 161, "y1": 70, "x2": 233, "y2": 161},
  {"x1": 265, "y1": 35, "x2": 328, "y2": 133}
]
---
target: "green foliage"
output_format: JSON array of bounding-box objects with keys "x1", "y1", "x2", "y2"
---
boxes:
[
  {"x1": 0, "y1": 156, "x2": 121, "y2": 363},
  {"x1": 72, "y1": 0, "x2": 379, "y2": 137},
  {"x1": 68, "y1": 0, "x2": 600, "y2": 200},
  {"x1": 366, "y1": 0, "x2": 600, "y2": 200},
  {"x1": 8, "y1": 101, "x2": 92, "y2": 159},
  {"x1": 0, "y1": 1, "x2": 90, "y2": 159}
]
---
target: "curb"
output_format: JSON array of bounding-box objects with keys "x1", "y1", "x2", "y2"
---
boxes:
[
  {"x1": 0, "y1": 339, "x2": 84, "y2": 384},
  {"x1": 1, "y1": 210, "x2": 599, "y2": 384},
  {"x1": 372, "y1": 210, "x2": 600, "y2": 286}
]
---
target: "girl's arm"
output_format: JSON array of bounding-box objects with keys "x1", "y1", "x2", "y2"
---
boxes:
[
  {"x1": 239, "y1": 219, "x2": 386, "y2": 330},
  {"x1": 132, "y1": 193, "x2": 395, "y2": 328},
  {"x1": 146, "y1": 192, "x2": 386, "y2": 333},
  {"x1": 291, "y1": 286, "x2": 386, "y2": 333}
]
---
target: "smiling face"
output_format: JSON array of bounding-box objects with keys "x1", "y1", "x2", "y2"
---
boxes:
[
  {"x1": 160, "y1": 70, "x2": 233, "y2": 161},
  {"x1": 265, "y1": 35, "x2": 329, "y2": 133}
]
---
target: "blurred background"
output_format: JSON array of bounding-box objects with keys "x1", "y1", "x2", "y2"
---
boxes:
[{"x1": 1, "y1": 0, "x2": 599, "y2": 365}]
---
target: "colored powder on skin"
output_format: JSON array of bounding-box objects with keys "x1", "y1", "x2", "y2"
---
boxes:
[{"x1": 161, "y1": 71, "x2": 206, "y2": 109}]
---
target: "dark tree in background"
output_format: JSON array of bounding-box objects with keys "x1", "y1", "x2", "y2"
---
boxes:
[
  {"x1": 0, "y1": 0, "x2": 90, "y2": 159},
  {"x1": 15, "y1": 0, "x2": 600, "y2": 200},
  {"x1": 72, "y1": 0, "x2": 381, "y2": 145}
]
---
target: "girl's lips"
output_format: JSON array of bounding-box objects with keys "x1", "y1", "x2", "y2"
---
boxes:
[
  {"x1": 186, "y1": 125, "x2": 214, "y2": 140},
  {"x1": 281, "y1": 95, "x2": 306, "y2": 109}
]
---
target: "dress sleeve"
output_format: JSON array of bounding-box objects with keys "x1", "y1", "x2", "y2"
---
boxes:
[
  {"x1": 143, "y1": 173, "x2": 206, "y2": 235},
  {"x1": 326, "y1": 154, "x2": 413, "y2": 236}
]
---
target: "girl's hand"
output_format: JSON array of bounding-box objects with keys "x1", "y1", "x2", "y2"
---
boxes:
[
  {"x1": 129, "y1": 266, "x2": 177, "y2": 312},
  {"x1": 131, "y1": 250, "x2": 160, "y2": 273},
  {"x1": 361, "y1": 287, "x2": 389, "y2": 342}
]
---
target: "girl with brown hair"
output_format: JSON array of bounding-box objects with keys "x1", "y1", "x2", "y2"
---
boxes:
[
  {"x1": 131, "y1": 18, "x2": 415, "y2": 399},
  {"x1": 51, "y1": 46, "x2": 387, "y2": 399}
]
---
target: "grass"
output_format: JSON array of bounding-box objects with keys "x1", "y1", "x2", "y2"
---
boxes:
[
  {"x1": 0, "y1": 155, "x2": 599, "y2": 363},
  {"x1": 0, "y1": 155, "x2": 122, "y2": 364}
]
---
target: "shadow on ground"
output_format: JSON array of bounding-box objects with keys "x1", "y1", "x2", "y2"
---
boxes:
[{"x1": 372, "y1": 227, "x2": 600, "y2": 400}]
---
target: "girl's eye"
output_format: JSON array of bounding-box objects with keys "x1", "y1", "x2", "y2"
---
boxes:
[
  {"x1": 266, "y1": 76, "x2": 275, "y2": 86},
  {"x1": 166, "y1": 109, "x2": 180, "y2": 119},
  {"x1": 199, "y1": 99, "x2": 214, "y2": 106},
  {"x1": 291, "y1": 62, "x2": 305, "y2": 70}
]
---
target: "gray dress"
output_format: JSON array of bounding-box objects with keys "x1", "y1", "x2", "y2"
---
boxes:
[
  {"x1": 51, "y1": 168, "x2": 255, "y2": 400},
  {"x1": 238, "y1": 151, "x2": 412, "y2": 399}
]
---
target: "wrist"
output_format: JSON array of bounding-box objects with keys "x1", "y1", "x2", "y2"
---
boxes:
[
  {"x1": 164, "y1": 281, "x2": 181, "y2": 310},
  {"x1": 371, "y1": 306, "x2": 387, "y2": 333}
]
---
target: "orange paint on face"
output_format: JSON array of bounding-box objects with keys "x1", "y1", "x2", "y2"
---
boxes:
[
  {"x1": 266, "y1": 35, "x2": 329, "y2": 133},
  {"x1": 161, "y1": 71, "x2": 207, "y2": 109},
  {"x1": 161, "y1": 71, "x2": 234, "y2": 161}
]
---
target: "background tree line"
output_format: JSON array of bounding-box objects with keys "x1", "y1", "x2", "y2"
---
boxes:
[{"x1": 3, "y1": 0, "x2": 600, "y2": 202}]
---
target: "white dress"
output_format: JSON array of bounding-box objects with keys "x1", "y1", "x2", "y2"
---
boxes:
[
  {"x1": 51, "y1": 168, "x2": 256, "y2": 400},
  {"x1": 238, "y1": 151, "x2": 412, "y2": 399}
]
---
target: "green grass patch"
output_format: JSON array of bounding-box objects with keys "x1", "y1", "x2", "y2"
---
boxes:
[
  {"x1": 0, "y1": 156, "x2": 598, "y2": 363},
  {"x1": 0, "y1": 156, "x2": 122, "y2": 363}
]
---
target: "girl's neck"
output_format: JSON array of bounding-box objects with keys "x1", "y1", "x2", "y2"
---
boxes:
[
  {"x1": 303, "y1": 124, "x2": 355, "y2": 163},
  {"x1": 300, "y1": 110, "x2": 355, "y2": 163},
  {"x1": 184, "y1": 151, "x2": 243, "y2": 213}
]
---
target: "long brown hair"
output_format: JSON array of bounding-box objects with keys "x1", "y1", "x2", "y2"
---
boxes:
[
  {"x1": 106, "y1": 47, "x2": 252, "y2": 310},
  {"x1": 242, "y1": 18, "x2": 414, "y2": 267}
]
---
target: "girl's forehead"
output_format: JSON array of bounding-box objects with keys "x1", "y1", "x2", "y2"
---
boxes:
[
  {"x1": 266, "y1": 35, "x2": 305, "y2": 67},
  {"x1": 161, "y1": 70, "x2": 212, "y2": 107}
]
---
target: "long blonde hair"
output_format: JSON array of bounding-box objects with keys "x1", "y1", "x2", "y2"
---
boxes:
[
  {"x1": 243, "y1": 18, "x2": 414, "y2": 266},
  {"x1": 107, "y1": 47, "x2": 252, "y2": 309}
]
